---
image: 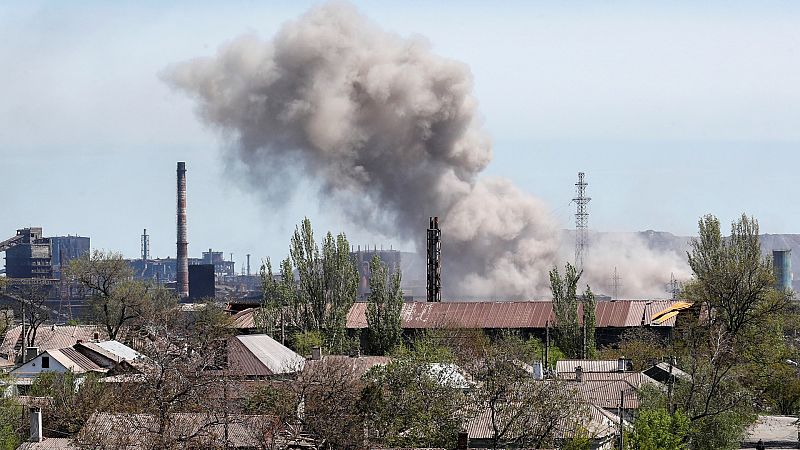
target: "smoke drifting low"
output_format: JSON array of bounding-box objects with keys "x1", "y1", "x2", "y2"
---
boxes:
[
  {"x1": 573, "y1": 233, "x2": 691, "y2": 299},
  {"x1": 166, "y1": 2, "x2": 685, "y2": 297}
]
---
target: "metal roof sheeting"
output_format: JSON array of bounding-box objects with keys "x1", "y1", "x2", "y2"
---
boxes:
[
  {"x1": 556, "y1": 360, "x2": 623, "y2": 373},
  {"x1": 94, "y1": 341, "x2": 142, "y2": 362},
  {"x1": 232, "y1": 335, "x2": 304, "y2": 375},
  {"x1": 347, "y1": 300, "x2": 683, "y2": 330},
  {"x1": 0, "y1": 325, "x2": 106, "y2": 360},
  {"x1": 49, "y1": 348, "x2": 106, "y2": 373},
  {"x1": 231, "y1": 308, "x2": 256, "y2": 329}
]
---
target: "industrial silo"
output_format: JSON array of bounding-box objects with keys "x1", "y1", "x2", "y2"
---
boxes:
[{"x1": 772, "y1": 249, "x2": 792, "y2": 291}]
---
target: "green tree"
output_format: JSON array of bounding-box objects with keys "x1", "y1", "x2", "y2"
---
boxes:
[
  {"x1": 550, "y1": 263, "x2": 596, "y2": 358},
  {"x1": 672, "y1": 214, "x2": 790, "y2": 449},
  {"x1": 582, "y1": 285, "x2": 596, "y2": 357},
  {"x1": 366, "y1": 255, "x2": 404, "y2": 355},
  {"x1": 628, "y1": 408, "x2": 689, "y2": 450},
  {"x1": 0, "y1": 389, "x2": 20, "y2": 450},
  {"x1": 263, "y1": 218, "x2": 358, "y2": 354},
  {"x1": 362, "y1": 357, "x2": 467, "y2": 448},
  {"x1": 686, "y1": 214, "x2": 786, "y2": 336}
]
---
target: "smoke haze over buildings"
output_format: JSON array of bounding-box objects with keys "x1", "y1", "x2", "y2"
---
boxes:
[{"x1": 166, "y1": 2, "x2": 688, "y2": 297}]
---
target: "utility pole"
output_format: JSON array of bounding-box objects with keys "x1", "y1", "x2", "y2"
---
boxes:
[
  {"x1": 21, "y1": 301, "x2": 26, "y2": 363},
  {"x1": 545, "y1": 320, "x2": 550, "y2": 371},
  {"x1": 619, "y1": 390, "x2": 625, "y2": 450},
  {"x1": 572, "y1": 172, "x2": 591, "y2": 272},
  {"x1": 582, "y1": 316, "x2": 587, "y2": 359}
]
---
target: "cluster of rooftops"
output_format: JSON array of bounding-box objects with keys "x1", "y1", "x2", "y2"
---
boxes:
[{"x1": 1, "y1": 299, "x2": 696, "y2": 449}]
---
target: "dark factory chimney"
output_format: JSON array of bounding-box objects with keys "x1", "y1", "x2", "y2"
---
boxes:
[
  {"x1": 176, "y1": 162, "x2": 189, "y2": 298},
  {"x1": 427, "y1": 216, "x2": 441, "y2": 302}
]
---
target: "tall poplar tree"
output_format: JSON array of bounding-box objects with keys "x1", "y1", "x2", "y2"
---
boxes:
[
  {"x1": 366, "y1": 255, "x2": 404, "y2": 355},
  {"x1": 549, "y1": 263, "x2": 596, "y2": 358}
]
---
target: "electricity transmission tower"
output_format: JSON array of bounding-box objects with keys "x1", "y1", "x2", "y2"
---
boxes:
[
  {"x1": 572, "y1": 172, "x2": 591, "y2": 272},
  {"x1": 610, "y1": 266, "x2": 622, "y2": 300}
]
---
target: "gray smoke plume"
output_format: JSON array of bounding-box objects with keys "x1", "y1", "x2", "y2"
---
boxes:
[
  {"x1": 572, "y1": 232, "x2": 691, "y2": 299},
  {"x1": 165, "y1": 2, "x2": 683, "y2": 297},
  {"x1": 166, "y1": 3, "x2": 559, "y2": 296}
]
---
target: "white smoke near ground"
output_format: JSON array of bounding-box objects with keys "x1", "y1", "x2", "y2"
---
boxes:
[
  {"x1": 563, "y1": 232, "x2": 692, "y2": 299},
  {"x1": 165, "y1": 2, "x2": 687, "y2": 298}
]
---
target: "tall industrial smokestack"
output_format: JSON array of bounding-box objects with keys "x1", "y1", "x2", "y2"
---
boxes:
[
  {"x1": 427, "y1": 216, "x2": 441, "y2": 302},
  {"x1": 176, "y1": 162, "x2": 189, "y2": 298}
]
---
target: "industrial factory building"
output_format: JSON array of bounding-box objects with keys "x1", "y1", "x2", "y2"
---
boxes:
[{"x1": 0, "y1": 228, "x2": 90, "y2": 280}]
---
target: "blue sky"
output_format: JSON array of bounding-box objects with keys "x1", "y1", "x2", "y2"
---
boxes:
[{"x1": 1, "y1": 1, "x2": 799, "y2": 267}]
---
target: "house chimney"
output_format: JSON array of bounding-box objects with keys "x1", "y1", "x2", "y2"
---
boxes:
[
  {"x1": 311, "y1": 346, "x2": 322, "y2": 361},
  {"x1": 30, "y1": 407, "x2": 42, "y2": 443},
  {"x1": 457, "y1": 430, "x2": 469, "y2": 450},
  {"x1": 176, "y1": 162, "x2": 189, "y2": 297},
  {"x1": 25, "y1": 347, "x2": 39, "y2": 363},
  {"x1": 575, "y1": 365, "x2": 583, "y2": 382}
]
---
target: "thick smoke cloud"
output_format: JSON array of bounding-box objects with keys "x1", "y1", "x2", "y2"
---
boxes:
[
  {"x1": 166, "y1": 2, "x2": 686, "y2": 297},
  {"x1": 166, "y1": 2, "x2": 559, "y2": 297}
]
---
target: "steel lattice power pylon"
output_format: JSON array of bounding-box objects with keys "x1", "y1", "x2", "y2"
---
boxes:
[{"x1": 572, "y1": 172, "x2": 591, "y2": 272}]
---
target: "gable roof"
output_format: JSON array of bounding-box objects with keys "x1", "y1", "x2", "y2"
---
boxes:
[
  {"x1": 346, "y1": 300, "x2": 684, "y2": 330},
  {"x1": 228, "y1": 334, "x2": 304, "y2": 376},
  {"x1": 231, "y1": 308, "x2": 256, "y2": 329},
  {"x1": 46, "y1": 348, "x2": 106, "y2": 373},
  {"x1": 11, "y1": 346, "x2": 107, "y2": 378},
  {"x1": 0, "y1": 325, "x2": 107, "y2": 361},
  {"x1": 78, "y1": 341, "x2": 142, "y2": 364}
]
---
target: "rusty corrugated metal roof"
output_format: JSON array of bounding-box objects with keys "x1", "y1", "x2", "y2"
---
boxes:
[
  {"x1": 0, "y1": 325, "x2": 107, "y2": 361},
  {"x1": 231, "y1": 308, "x2": 256, "y2": 329},
  {"x1": 50, "y1": 347, "x2": 106, "y2": 373},
  {"x1": 347, "y1": 300, "x2": 683, "y2": 330}
]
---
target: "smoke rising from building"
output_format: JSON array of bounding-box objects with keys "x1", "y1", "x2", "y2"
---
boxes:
[{"x1": 165, "y1": 2, "x2": 686, "y2": 297}]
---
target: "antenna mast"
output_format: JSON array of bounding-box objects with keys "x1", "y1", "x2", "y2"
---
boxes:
[{"x1": 572, "y1": 172, "x2": 591, "y2": 272}]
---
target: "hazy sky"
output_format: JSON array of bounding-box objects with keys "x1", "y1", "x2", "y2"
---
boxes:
[{"x1": 2, "y1": 1, "x2": 799, "y2": 269}]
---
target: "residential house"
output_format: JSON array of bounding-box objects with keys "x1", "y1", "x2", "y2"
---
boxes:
[
  {"x1": 0, "y1": 325, "x2": 107, "y2": 365},
  {"x1": 10, "y1": 340, "x2": 143, "y2": 387}
]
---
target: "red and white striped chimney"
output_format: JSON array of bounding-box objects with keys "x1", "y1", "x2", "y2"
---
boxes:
[{"x1": 176, "y1": 161, "x2": 189, "y2": 297}]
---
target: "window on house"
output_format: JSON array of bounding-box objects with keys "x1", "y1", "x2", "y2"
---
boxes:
[{"x1": 41, "y1": 356, "x2": 49, "y2": 369}]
